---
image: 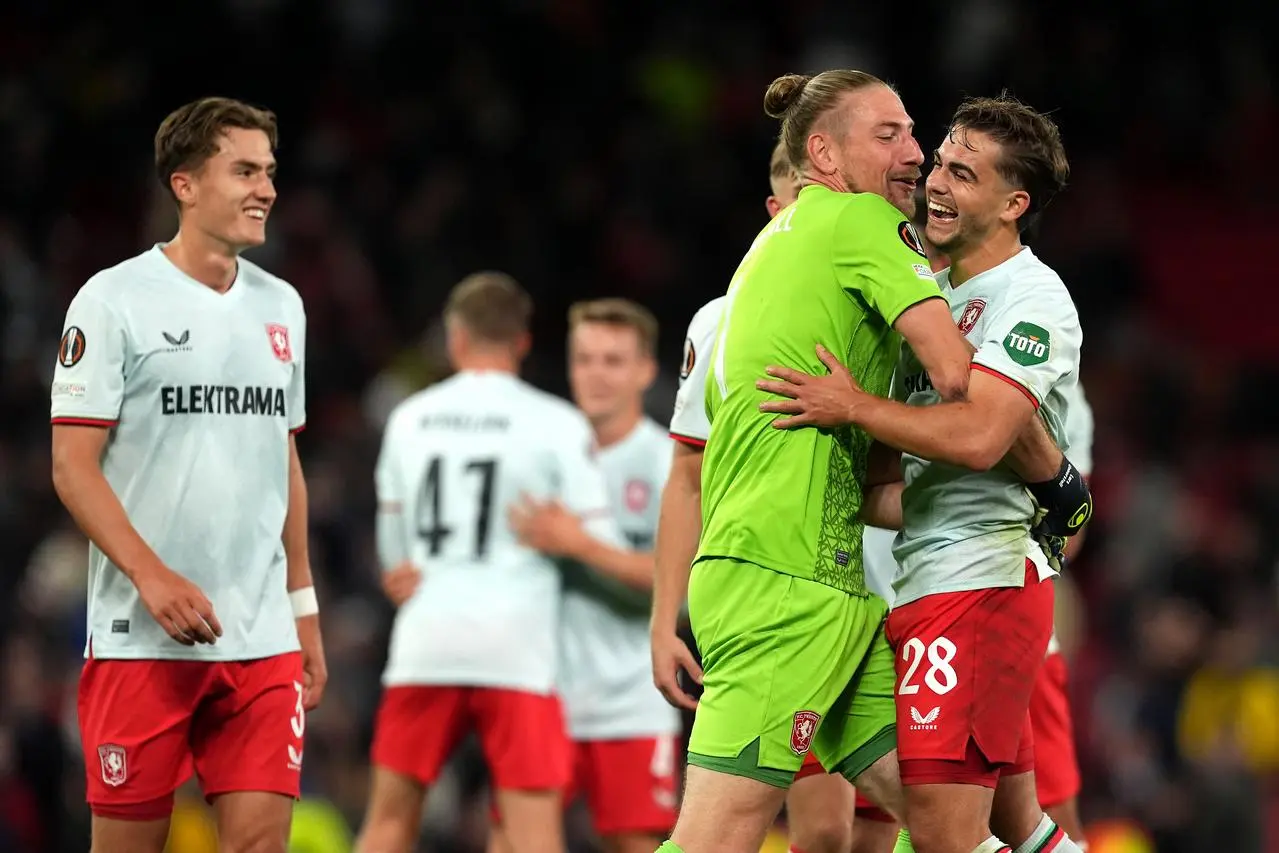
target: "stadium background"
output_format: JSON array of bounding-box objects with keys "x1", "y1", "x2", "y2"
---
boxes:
[{"x1": 1, "y1": 1, "x2": 1277, "y2": 851}]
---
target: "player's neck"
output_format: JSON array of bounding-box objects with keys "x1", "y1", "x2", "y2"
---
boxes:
[
  {"x1": 453, "y1": 352, "x2": 519, "y2": 375},
  {"x1": 591, "y1": 407, "x2": 643, "y2": 449},
  {"x1": 163, "y1": 229, "x2": 240, "y2": 293},
  {"x1": 947, "y1": 230, "x2": 1023, "y2": 287}
]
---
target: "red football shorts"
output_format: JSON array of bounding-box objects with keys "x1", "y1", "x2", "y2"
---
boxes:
[
  {"x1": 1029, "y1": 652, "x2": 1081, "y2": 807},
  {"x1": 78, "y1": 651, "x2": 304, "y2": 820},
  {"x1": 492, "y1": 734, "x2": 681, "y2": 836},
  {"x1": 854, "y1": 791, "x2": 896, "y2": 823},
  {"x1": 371, "y1": 686, "x2": 570, "y2": 792},
  {"x1": 886, "y1": 561, "x2": 1053, "y2": 788},
  {"x1": 794, "y1": 751, "x2": 825, "y2": 781}
]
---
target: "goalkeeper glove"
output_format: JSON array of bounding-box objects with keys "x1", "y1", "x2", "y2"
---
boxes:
[{"x1": 1026, "y1": 456, "x2": 1093, "y2": 539}]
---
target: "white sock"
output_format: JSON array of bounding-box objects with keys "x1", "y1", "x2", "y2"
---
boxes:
[
  {"x1": 973, "y1": 839, "x2": 1011, "y2": 853},
  {"x1": 1012, "y1": 814, "x2": 1085, "y2": 853}
]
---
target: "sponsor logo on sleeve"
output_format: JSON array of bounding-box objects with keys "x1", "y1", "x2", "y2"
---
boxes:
[
  {"x1": 680, "y1": 337, "x2": 696, "y2": 380},
  {"x1": 59, "y1": 326, "x2": 86, "y2": 368},
  {"x1": 898, "y1": 221, "x2": 926, "y2": 258},
  {"x1": 52, "y1": 382, "x2": 87, "y2": 398},
  {"x1": 1002, "y1": 322, "x2": 1051, "y2": 367}
]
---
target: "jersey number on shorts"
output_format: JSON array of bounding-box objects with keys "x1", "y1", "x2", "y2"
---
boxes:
[
  {"x1": 897, "y1": 636, "x2": 958, "y2": 696},
  {"x1": 416, "y1": 455, "x2": 498, "y2": 558}
]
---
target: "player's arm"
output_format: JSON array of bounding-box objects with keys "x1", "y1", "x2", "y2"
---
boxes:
[
  {"x1": 652, "y1": 441, "x2": 703, "y2": 635},
  {"x1": 281, "y1": 312, "x2": 326, "y2": 710},
  {"x1": 50, "y1": 288, "x2": 224, "y2": 647},
  {"x1": 373, "y1": 420, "x2": 420, "y2": 607},
  {"x1": 834, "y1": 195, "x2": 971, "y2": 401}
]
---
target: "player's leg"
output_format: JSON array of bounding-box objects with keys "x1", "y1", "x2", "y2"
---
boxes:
[
  {"x1": 578, "y1": 736, "x2": 680, "y2": 853},
  {"x1": 817, "y1": 609, "x2": 903, "y2": 824},
  {"x1": 79, "y1": 657, "x2": 206, "y2": 853},
  {"x1": 488, "y1": 739, "x2": 583, "y2": 853},
  {"x1": 785, "y1": 761, "x2": 854, "y2": 853},
  {"x1": 988, "y1": 713, "x2": 1082, "y2": 853},
  {"x1": 355, "y1": 685, "x2": 470, "y2": 853},
  {"x1": 473, "y1": 687, "x2": 572, "y2": 853},
  {"x1": 850, "y1": 794, "x2": 899, "y2": 853},
  {"x1": 1028, "y1": 652, "x2": 1085, "y2": 841},
  {"x1": 670, "y1": 560, "x2": 871, "y2": 853},
  {"x1": 191, "y1": 653, "x2": 305, "y2": 853},
  {"x1": 887, "y1": 563, "x2": 1063, "y2": 853}
]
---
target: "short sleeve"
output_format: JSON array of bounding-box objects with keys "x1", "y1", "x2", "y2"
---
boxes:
[
  {"x1": 374, "y1": 417, "x2": 409, "y2": 567},
  {"x1": 669, "y1": 300, "x2": 721, "y2": 447},
  {"x1": 1063, "y1": 381, "x2": 1094, "y2": 476},
  {"x1": 287, "y1": 307, "x2": 307, "y2": 433},
  {"x1": 832, "y1": 194, "x2": 942, "y2": 327},
  {"x1": 50, "y1": 286, "x2": 126, "y2": 427},
  {"x1": 970, "y1": 288, "x2": 1081, "y2": 410},
  {"x1": 553, "y1": 414, "x2": 614, "y2": 520}
]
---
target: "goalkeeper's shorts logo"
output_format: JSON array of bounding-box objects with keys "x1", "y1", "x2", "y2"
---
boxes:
[{"x1": 790, "y1": 710, "x2": 821, "y2": 755}]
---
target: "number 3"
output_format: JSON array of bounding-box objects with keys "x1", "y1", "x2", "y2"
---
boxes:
[
  {"x1": 897, "y1": 636, "x2": 958, "y2": 695},
  {"x1": 291, "y1": 680, "x2": 306, "y2": 738}
]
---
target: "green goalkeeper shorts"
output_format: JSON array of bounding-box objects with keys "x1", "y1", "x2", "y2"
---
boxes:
[{"x1": 685, "y1": 556, "x2": 897, "y2": 788}]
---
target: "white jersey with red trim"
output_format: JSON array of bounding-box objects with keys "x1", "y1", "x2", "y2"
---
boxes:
[
  {"x1": 890, "y1": 247, "x2": 1082, "y2": 607},
  {"x1": 668, "y1": 296, "x2": 724, "y2": 448},
  {"x1": 375, "y1": 370, "x2": 617, "y2": 694},
  {"x1": 50, "y1": 245, "x2": 306, "y2": 661},
  {"x1": 1047, "y1": 379, "x2": 1094, "y2": 655},
  {"x1": 558, "y1": 417, "x2": 681, "y2": 739}
]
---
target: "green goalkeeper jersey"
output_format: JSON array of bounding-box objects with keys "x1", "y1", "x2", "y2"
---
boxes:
[{"x1": 697, "y1": 184, "x2": 941, "y2": 595}]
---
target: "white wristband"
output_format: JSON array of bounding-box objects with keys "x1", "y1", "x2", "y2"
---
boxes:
[{"x1": 289, "y1": 586, "x2": 319, "y2": 618}]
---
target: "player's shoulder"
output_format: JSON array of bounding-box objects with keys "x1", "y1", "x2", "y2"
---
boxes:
[
  {"x1": 76, "y1": 247, "x2": 166, "y2": 304},
  {"x1": 687, "y1": 296, "x2": 727, "y2": 335},
  {"x1": 236, "y1": 255, "x2": 305, "y2": 313},
  {"x1": 1002, "y1": 250, "x2": 1078, "y2": 319},
  {"x1": 832, "y1": 191, "x2": 926, "y2": 254},
  {"x1": 515, "y1": 381, "x2": 594, "y2": 433}
]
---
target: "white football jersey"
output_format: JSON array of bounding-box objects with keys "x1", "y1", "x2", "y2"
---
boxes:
[
  {"x1": 1047, "y1": 380, "x2": 1094, "y2": 656},
  {"x1": 51, "y1": 245, "x2": 306, "y2": 661},
  {"x1": 558, "y1": 417, "x2": 682, "y2": 740},
  {"x1": 376, "y1": 371, "x2": 616, "y2": 694},
  {"x1": 669, "y1": 296, "x2": 724, "y2": 447},
  {"x1": 891, "y1": 247, "x2": 1083, "y2": 607},
  {"x1": 862, "y1": 525, "x2": 898, "y2": 605}
]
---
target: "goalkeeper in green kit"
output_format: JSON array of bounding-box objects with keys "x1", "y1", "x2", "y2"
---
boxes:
[
  {"x1": 658, "y1": 69, "x2": 973, "y2": 853},
  {"x1": 658, "y1": 71, "x2": 1089, "y2": 853}
]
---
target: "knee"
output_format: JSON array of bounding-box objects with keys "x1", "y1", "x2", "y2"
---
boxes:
[
  {"x1": 790, "y1": 815, "x2": 852, "y2": 853},
  {"x1": 220, "y1": 829, "x2": 289, "y2": 853},
  {"x1": 355, "y1": 818, "x2": 417, "y2": 853}
]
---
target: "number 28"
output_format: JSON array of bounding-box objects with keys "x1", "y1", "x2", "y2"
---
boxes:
[{"x1": 897, "y1": 636, "x2": 958, "y2": 695}]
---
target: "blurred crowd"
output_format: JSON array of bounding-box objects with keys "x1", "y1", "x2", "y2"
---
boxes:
[{"x1": 1, "y1": 1, "x2": 1278, "y2": 851}]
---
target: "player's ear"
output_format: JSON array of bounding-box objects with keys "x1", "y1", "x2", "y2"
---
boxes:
[
  {"x1": 806, "y1": 131, "x2": 836, "y2": 177},
  {"x1": 512, "y1": 331, "x2": 532, "y2": 361},
  {"x1": 170, "y1": 171, "x2": 197, "y2": 208},
  {"x1": 765, "y1": 196, "x2": 782, "y2": 218},
  {"x1": 1002, "y1": 189, "x2": 1031, "y2": 226}
]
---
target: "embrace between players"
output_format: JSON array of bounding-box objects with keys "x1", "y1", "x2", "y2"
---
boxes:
[{"x1": 51, "y1": 71, "x2": 1092, "y2": 853}]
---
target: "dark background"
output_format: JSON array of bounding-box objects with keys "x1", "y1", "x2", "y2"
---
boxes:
[{"x1": 1, "y1": 1, "x2": 1277, "y2": 851}]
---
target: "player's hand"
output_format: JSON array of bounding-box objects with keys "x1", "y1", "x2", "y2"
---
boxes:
[
  {"x1": 651, "y1": 629, "x2": 702, "y2": 711},
  {"x1": 380, "y1": 562, "x2": 422, "y2": 607},
  {"x1": 757, "y1": 344, "x2": 866, "y2": 429},
  {"x1": 135, "y1": 566, "x2": 223, "y2": 645},
  {"x1": 509, "y1": 496, "x2": 588, "y2": 559},
  {"x1": 296, "y1": 615, "x2": 328, "y2": 711}
]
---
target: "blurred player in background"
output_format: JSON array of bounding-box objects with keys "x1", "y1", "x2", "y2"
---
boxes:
[
  {"x1": 50, "y1": 97, "x2": 325, "y2": 853},
  {"x1": 653, "y1": 69, "x2": 987, "y2": 853},
  {"x1": 759, "y1": 95, "x2": 1088, "y2": 853},
  {"x1": 358, "y1": 273, "x2": 621, "y2": 853},
  {"x1": 1032, "y1": 382, "x2": 1093, "y2": 846},
  {"x1": 491, "y1": 298, "x2": 682, "y2": 853}
]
